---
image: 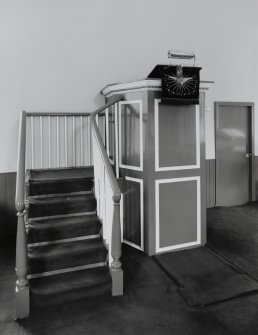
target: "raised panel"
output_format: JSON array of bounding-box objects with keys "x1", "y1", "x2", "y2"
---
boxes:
[
  {"x1": 119, "y1": 101, "x2": 143, "y2": 171},
  {"x1": 155, "y1": 100, "x2": 200, "y2": 171},
  {"x1": 156, "y1": 177, "x2": 201, "y2": 252},
  {"x1": 123, "y1": 177, "x2": 143, "y2": 250}
]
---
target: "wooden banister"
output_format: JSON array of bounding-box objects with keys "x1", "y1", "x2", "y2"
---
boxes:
[
  {"x1": 90, "y1": 94, "x2": 123, "y2": 295},
  {"x1": 26, "y1": 112, "x2": 92, "y2": 117},
  {"x1": 15, "y1": 110, "x2": 29, "y2": 319}
]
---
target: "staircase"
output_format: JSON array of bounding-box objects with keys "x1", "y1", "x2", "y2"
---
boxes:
[
  {"x1": 15, "y1": 96, "x2": 123, "y2": 319},
  {"x1": 25, "y1": 167, "x2": 112, "y2": 308}
]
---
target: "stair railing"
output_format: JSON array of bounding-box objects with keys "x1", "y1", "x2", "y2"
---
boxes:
[
  {"x1": 15, "y1": 110, "x2": 104, "y2": 319},
  {"x1": 90, "y1": 95, "x2": 123, "y2": 296},
  {"x1": 15, "y1": 111, "x2": 29, "y2": 319},
  {"x1": 15, "y1": 98, "x2": 122, "y2": 319}
]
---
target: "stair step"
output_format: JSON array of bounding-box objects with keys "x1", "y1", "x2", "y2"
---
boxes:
[
  {"x1": 27, "y1": 167, "x2": 94, "y2": 196},
  {"x1": 27, "y1": 193, "x2": 97, "y2": 218},
  {"x1": 28, "y1": 238, "x2": 107, "y2": 275},
  {"x1": 28, "y1": 179, "x2": 93, "y2": 196},
  {"x1": 28, "y1": 214, "x2": 101, "y2": 244},
  {"x1": 29, "y1": 266, "x2": 111, "y2": 308},
  {"x1": 27, "y1": 167, "x2": 94, "y2": 182}
]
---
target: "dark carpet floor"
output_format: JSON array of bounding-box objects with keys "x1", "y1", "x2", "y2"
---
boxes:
[
  {"x1": 207, "y1": 202, "x2": 258, "y2": 279},
  {"x1": 154, "y1": 246, "x2": 258, "y2": 307},
  {"x1": 1, "y1": 202, "x2": 258, "y2": 334},
  {"x1": 0, "y1": 238, "x2": 19, "y2": 335}
]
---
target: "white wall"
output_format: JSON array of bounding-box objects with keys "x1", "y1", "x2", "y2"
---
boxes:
[{"x1": 0, "y1": 0, "x2": 257, "y2": 172}]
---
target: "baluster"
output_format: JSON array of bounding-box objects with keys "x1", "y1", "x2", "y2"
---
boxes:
[
  {"x1": 114, "y1": 103, "x2": 119, "y2": 178},
  {"x1": 80, "y1": 116, "x2": 83, "y2": 166},
  {"x1": 48, "y1": 116, "x2": 51, "y2": 168},
  {"x1": 105, "y1": 108, "x2": 109, "y2": 157},
  {"x1": 72, "y1": 116, "x2": 75, "y2": 166},
  {"x1": 111, "y1": 193, "x2": 123, "y2": 296},
  {"x1": 107, "y1": 180, "x2": 113, "y2": 262},
  {"x1": 88, "y1": 117, "x2": 91, "y2": 165},
  {"x1": 40, "y1": 116, "x2": 43, "y2": 168},
  {"x1": 65, "y1": 116, "x2": 68, "y2": 167},
  {"x1": 31, "y1": 116, "x2": 34, "y2": 169},
  {"x1": 56, "y1": 116, "x2": 60, "y2": 168}
]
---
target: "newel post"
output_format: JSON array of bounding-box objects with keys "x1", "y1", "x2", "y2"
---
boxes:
[
  {"x1": 15, "y1": 206, "x2": 29, "y2": 319},
  {"x1": 111, "y1": 192, "x2": 123, "y2": 296},
  {"x1": 15, "y1": 111, "x2": 29, "y2": 319}
]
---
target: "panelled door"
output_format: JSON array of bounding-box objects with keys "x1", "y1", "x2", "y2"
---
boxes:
[{"x1": 215, "y1": 102, "x2": 253, "y2": 206}]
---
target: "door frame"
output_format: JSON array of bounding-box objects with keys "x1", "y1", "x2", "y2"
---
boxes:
[{"x1": 214, "y1": 101, "x2": 255, "y2": 205}]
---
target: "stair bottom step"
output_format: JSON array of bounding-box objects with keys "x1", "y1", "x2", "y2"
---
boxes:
[{"x1": 30, "y1": 266, "x2": 112, "y2": 308}]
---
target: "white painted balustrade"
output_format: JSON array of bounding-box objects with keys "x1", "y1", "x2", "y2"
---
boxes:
[{"x1": 26, "y1": 113, "x2": 105, "y2": 169}]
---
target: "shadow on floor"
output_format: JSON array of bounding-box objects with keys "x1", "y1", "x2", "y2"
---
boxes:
[{"x1": 207, "y1": 202, "x2": 258, "y2": 279}]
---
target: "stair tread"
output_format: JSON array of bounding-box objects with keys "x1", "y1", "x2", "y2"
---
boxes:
[
  {"x1": 28, "y1": 213, "x2": 100, "y2": 225},
  {"x1": 29, "y1": 266, "x2": 111, "y2": 295},
  {"x1": 28, "y1": 237, "x2": 105, "y2": 260},
  {"x1": 28, "y1": 193, "x2": 97, "y2": 218},
  {"x1": 29, "y1": 266, "x2": 111, "y2": 308},
  {"x1": 28, "y1": 193, "x2": 95, "y2": 205},
  {"x1": 28, "y1": 179, "x2": 94, "y2": 196},
  {"x1": 28, "y1": 214, "x2": 101, "y2": 243},
  {"x1": 27, "y1": 167, "x2": 94, "y2": 182},
  {"x1": 28, "y1": 238, "x2": 108, "y2": 274}
]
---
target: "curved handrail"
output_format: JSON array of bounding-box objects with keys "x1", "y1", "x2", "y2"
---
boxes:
[
  {"x1": 15, "y1": 111, "x2": 27, "y2": 212},
  {"x1": 90, "y1": 94, "x2": 123, "y2": 202}
]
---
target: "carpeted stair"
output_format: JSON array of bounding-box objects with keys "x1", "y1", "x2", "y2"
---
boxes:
[{"x1": 25, "y1": 167, "x2": 112, "y2": 309}]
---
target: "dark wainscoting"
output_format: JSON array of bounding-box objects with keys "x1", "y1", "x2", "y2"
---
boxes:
[
  {"x1": 1, "y1": 159, "x2": 257, "y2": 236},
  {"x1": 206, "y1": 159, "x2": 216, "y2": 208},
  {"x1": 252, "y1": 156, "x2": 258, "y2": 201},
  {"x1": 0, "y1": 172, "x2": 17, "y2": 237}
]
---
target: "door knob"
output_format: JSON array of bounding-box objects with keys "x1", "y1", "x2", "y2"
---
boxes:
[{"x1": 243, "y1": 153, "x2": 252, "y2": 158}]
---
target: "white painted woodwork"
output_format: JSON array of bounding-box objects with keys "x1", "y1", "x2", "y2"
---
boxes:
[
  {"x1": 155, "y1": 177, "x2": 201, "y2": 253},
  {"x1": 92, "y1": 128, "x2": 114, "y2": 265},
  {"x1": 154, "y1": 101, "x2": 200, "y2": 171},
  {"x1": 118, "y1": 100, "x2": 143, "y2": 171},
  {"x1": 123, "y1": 176, "x2": 144, "y2": 251},
  {"x1": 25, "y1": 115, "x2": 96, "y2": 169}
]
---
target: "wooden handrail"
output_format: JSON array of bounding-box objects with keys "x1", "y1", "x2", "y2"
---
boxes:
[
  {"x1": 26, "y1": 112, "x2": 92, "y2": 117},
  {"x1": 15, "y1": 111, "x2": 27, "y2": 212},
  {"x1": 90, "y1": 95, "x2": 123, "y2": 201}
]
